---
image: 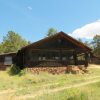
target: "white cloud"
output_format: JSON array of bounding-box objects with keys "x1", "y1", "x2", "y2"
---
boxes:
[
  {"x1": 27, "y1": 6, "x2": 32, "y2": 10},
  {"x1": 70, "y1": 20, "x2": 100, "y2": 39}
]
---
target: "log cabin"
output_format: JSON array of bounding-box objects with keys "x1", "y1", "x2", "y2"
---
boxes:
[
  {"x1": 0, "y1": 52, "x2": 16, "y2": 70},
  {"x1": 0, "y1": 31, "x2": 92, "y2": 72},
  {"x1": 14, "y1": 31, "x2": 92, "y2": 73}
]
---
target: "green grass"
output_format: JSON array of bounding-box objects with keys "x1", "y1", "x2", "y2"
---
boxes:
[
  {"x1": 36, "y1": 81, "x2": 100, "y2": 100},
  {"x1": 0, "y1": 64, "x2": 100, "y2": 100}
]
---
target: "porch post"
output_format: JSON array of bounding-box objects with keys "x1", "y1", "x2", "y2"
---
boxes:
[
  {"x1": 85, "y1": 52, "x2": 88, "y2": 67},
  {"x1": 59, "y1": 49, "x2": 62, "y2": 60},
  {"x1": 73, "y1": 51, "x2": 78, "y2": 65}
]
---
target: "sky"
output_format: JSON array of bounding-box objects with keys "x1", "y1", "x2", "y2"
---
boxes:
[{"x1": 0, "y1": 0, "x2": 100, "y2": 43}]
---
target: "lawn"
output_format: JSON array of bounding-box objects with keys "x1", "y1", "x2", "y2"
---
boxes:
[{"x1": 0, "y1": 64, "x2": 100, "y2": 100}]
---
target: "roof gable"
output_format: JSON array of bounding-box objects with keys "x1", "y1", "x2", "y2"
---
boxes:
[{"x1": 21, "y1": 31, "x2": 92, "y2": 51}]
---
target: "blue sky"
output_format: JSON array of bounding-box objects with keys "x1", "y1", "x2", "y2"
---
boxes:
[{"x1": 0, "y1": 0, "x2": 100, "y2": 42}]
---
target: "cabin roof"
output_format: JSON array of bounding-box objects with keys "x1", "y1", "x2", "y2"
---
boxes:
[
  {"x1": 21, "y1": 31, "x2": 92, "y2": 51},
  {"x1": 0, "y1": 52, "x2": 16, "y2": 56}
]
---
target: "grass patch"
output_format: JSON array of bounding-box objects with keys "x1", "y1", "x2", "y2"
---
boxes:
[
  {"x1": 0, "y1": 64, "x2": 100, "y2": 99},
  {"x1": 36, "y1": 81, "x2": 100, "y2": 100}
]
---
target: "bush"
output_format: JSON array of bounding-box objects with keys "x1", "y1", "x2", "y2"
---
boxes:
[
  {"x1": 8, "y1": 64, "x2": 21, "y2": 75},
  {"x1": 18, "y1": 68, "x2": 27, "y2": 76}
]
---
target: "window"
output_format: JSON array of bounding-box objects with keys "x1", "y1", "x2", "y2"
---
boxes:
[
  {"x1": 55, "y1": 57, "x2": 59, "y2": 60},
  {"x1": 77, "y1": 55, "x2": 85, "y2": 61},
  {"x1": 4, "y1": 56, "x2": 12, "y2": 65},
  {"x1": 42, "y1": 57, "x2": 46, "y2": 60},
  {"x1": 70, "y1": 56, "x2": 73, "y2": 60},
  {"x1": 62, "y1": 57, "x2": 66, "y2": 61},
  {"x1": 39, "y1": 56, "x2": 42, "y2": 61}
]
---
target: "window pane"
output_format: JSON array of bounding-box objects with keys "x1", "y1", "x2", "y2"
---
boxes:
[{"x1": 4, "y1": 56, "x2": 12, "y2": 65}]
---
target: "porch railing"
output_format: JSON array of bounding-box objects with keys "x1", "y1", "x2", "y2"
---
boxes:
[{"x1": 26, "y1": 60, "x2": 85, "y2": 67}]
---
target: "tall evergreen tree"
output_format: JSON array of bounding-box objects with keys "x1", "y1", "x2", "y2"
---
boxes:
[
  {"x1": 0, "y1": 31, "x2": 28, "y2": 53},
  {"x1": 47, "y1": 28, "x2": 57, "y2": 37},
  {"x1": 91, "y1": 35, "x2": 100, "y2": 57},
  {"x1": 0, "y1": 43, "x2": 4, "y2": 54}
]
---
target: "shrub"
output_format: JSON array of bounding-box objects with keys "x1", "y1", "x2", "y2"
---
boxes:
[
  {"x1": 18, "y1": 68, "x2": 27, "y2": 76},
  {"x1": 8, "y1": 64, "x2": 21, "y2": 75}
]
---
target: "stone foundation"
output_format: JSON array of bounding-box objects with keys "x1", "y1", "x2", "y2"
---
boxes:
[
  {"x1": 0, "y1": 64, "x2": 7, "y2": 70},
  {"x1": 26, "y1": 66, "x2": 85, "y2": 74}
]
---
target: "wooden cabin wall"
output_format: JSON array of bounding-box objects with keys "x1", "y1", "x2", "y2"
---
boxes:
[
  {"x1": 0, "y1": 55, "x2": 6, "y2": 70},
  {"x1": 0, "y1": 53, "x2": 16, "y2": 70}
]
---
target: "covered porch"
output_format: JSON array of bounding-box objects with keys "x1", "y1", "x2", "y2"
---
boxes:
[{"x1": 25, "y1": 49, "x2": 89, "y2": 67}]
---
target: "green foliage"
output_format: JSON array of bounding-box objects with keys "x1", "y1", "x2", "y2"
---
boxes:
[
  {"x1": 84, "y1": 41, "x2": 90, "y2": 47},
  {"x1": 93, "y1": 35, "x2": 100, "y2": 43},
  {"x1": 92, "y1": 35, "x2": 100, "y2": 57},
  {"x1": 0, "y1": 43, "x2": 4, "y2": 54},
  {"x1": 47, "y1": 28, "x2": 57, "y2": 37},
  {"x1": 78, "y1": 38, "x2": 92, "y2": 49},
  {"x1": 61, "y1": 92, "x2": 88, "y2": 100},
  {"x1": 78, "y1": 38, "x2": 83, "y2": 43},
  {"x1": 8, "y1": 64, "x2": 21, "y2": 75},
  {"x1": 0, "y1": 31, "x2": 28, "y2": 54}
]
